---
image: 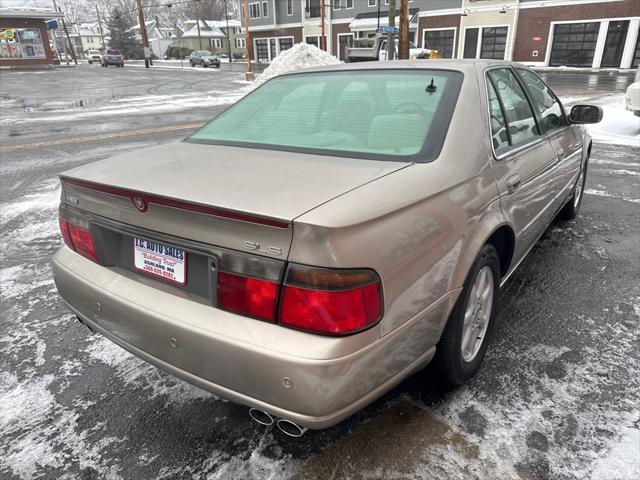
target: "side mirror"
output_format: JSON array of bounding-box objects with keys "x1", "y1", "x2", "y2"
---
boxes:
[{"x1": 569, "y1": 104, "x2": 603, "y2": 124}]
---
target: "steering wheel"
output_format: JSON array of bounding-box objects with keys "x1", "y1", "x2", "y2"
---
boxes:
[{"x1": 393, "y1": 102, "x2": 424, "y2": 115}]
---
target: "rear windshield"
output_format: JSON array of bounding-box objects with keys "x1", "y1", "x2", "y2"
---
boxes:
[
  {"x1": 188, "y1": 70, "x2": 463, "y2": 161},
  {"x1": 107, "y1": 50, "x2": 121, "y2": 55}
]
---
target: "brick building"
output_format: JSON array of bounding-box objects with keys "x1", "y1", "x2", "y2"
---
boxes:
[
  {"x1": 514, "y1": 0, "x2": 639, "y2": 68},
  {"x1": 246, "y1": 0, "x2": 639, "y2": 69},
  {"x1": 0, "y1": 8, "x2": 60, "y2": 68}
]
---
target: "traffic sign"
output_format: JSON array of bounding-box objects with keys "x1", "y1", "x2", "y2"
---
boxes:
[{"x1": 379, "y1": 26, "x2": 398, "y2": 34}]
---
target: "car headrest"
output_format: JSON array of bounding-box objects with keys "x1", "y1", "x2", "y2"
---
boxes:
[{"x1": 367, "y1": 114, "x2": 427, "y2": 155}]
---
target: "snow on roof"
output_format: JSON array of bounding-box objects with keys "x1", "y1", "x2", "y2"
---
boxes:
[
  {"x1": 0, "y1": 7, "x2": 61, "y2": 19},
  {"x1": 183, "y1": 19, "x2": 242, "y2": 30},
  {"x1": 181, "y1": 21, "x2": 225, "y2": 38},
  {"x1": 128, "y1": 20, "x2": 158, "y2": 32}
]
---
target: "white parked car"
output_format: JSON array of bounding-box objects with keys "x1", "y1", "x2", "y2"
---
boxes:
[
  {"x1": 87, "y1": 49, "x2": 101, "y2": 64},
  {"x1": 625, "y1": 66, "x2": 640, "y2": 116}
]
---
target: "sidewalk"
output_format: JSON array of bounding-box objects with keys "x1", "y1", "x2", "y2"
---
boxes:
[{"x1": 126, "y1": 60, "x2": 267, "y2": 73}]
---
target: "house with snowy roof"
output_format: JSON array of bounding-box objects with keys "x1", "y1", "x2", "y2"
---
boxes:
[
  {"x1": 180, "y1": 19, "x2": 246, "y2": 59},
  {"x1": 69, "y1": 23, "x2": 105, "y2": 57},
  {"x1": 128, "y1": 20, "x2": 176, "y2": 58}
]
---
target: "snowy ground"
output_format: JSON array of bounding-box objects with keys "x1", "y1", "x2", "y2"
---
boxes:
[{"x1": 0, "y1": 66, "x2": 638, "y2": 480}]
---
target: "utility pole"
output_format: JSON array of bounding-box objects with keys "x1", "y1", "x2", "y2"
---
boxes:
[
  {"x1": 224, "y1": 0, "x2": 232, "y2": 62},
  {"x1": 387, "y1": 0, "x2": 396, "y2": 61},
  {"x1": 243, "y1": 0, "x2": 254, "y2": 80},
  {"x1": 95, "y1": 4, "x2": 106, "y2": 51},
  {"x1": 320, "y1": 0, "x2": 325, "y2": 51},
  {"x1": 135, "y1": 0, "x2": 151, "y2": 67},
  {"x1": 398, "y1": 0, "x2": 409, "y2": 59},
  {"x1": 194, "y1": 0, "x2": 203, "y2": 50},
  {"x1": 52, "y1": 0, "x2": 77, "y2": 64}
]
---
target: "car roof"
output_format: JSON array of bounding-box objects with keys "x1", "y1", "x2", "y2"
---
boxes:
[{"x1": 291, "y1": 59, "x2": 529, "y2": 76}]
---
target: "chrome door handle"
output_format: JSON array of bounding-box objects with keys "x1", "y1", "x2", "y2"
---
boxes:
[{"x1": 506, "y1": 175, "x2": 521, "y2": 194}]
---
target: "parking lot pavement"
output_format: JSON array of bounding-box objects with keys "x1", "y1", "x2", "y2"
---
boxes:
[{"x1": 0, "y1": 66, "x2": 638, "y2": 480}]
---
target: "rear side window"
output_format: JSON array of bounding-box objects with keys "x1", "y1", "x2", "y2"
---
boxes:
[
  {"x1": 487, "y1": 68, "x2": 539, "y2": 147},
  {"x1": 515, "y1": 68, "x2": 567, "y2": 133},
  {"x1": 487, "y1": 81, "x2": 510, "y2": 153},
  {"x1": 188, "y1": 70, "x2": 463, "y2": 161}
]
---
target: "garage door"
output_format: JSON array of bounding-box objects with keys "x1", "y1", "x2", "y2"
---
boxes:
[
  {"x1": 549, "y1": 22, "x2": 600, "y2": 67},
  {"x1": 480, "y1": 27, "x2": 508, "y2": 60},
  {"x1": 601, "y1": 20, "x2": 629, "y2": 68},
  {"x1": 424, "y1": 29, "x2": 455, "y2": 58}
]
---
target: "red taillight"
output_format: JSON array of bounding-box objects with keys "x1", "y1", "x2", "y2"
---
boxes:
[
  {"x1": 68, "y1": 224, "x2": 98, "y2": 262},
  {"x1": 217, "y1": 271, "x2": 279, "y2": 322},
  {"x1": 278, "y1": 266, "x2": 382, "y2": 335},
  {"x1": 59, "y1": 206, "x2": 98, "y2": 263},
  {"x1": 59, "y1": 218, "x2": 73, "y2": 249}
]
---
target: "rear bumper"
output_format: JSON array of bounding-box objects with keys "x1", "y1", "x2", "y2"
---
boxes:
[{"x1": 52, "y1": 246, "x2": 454, "y2": 429}]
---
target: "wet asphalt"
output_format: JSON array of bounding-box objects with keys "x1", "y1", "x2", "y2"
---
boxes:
[{"x1": 0, "y1": 65, "x2": 638, "y2": 480}]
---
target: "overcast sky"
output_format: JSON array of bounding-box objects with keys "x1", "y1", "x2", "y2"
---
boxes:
[{"x1": 1, "y1": 0, "x2": 55, "y2": 9}]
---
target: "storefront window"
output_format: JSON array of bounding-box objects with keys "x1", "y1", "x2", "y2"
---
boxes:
[{"x1": 0, "y1": 28, "x2": 46, "y2": 59}]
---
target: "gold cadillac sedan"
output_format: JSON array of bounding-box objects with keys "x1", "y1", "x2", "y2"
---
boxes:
[{"x1": 52, "y1": 60, "x2": 602, "y2": 436}]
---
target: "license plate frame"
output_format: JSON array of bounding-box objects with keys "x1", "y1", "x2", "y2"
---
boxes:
[{"x1": 133, "y1": 237, "x2": 187, "y2": 286}]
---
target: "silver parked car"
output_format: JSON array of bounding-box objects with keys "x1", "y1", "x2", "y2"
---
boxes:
[
  {"x1": 52, "y1": 60, "x2": 602, "y2": 436},
  {"x1": 189, "y1": 50, "x2": 221, "y2": 68}
]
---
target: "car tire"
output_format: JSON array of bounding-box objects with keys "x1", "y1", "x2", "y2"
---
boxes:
[
  {"x1": 433, "y1": 244, "x2": 500, "y2": 386},
  {"x1": 558, "y1": 153, "x2": 588, "y2": 221},
  {"x1": 190, "y1": 62, "x2": 195, "y2": 67}
]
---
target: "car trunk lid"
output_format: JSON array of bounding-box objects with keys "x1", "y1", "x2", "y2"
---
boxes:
[{"x1": 60, "y1": 141, "x2": 409, "y2": 259}]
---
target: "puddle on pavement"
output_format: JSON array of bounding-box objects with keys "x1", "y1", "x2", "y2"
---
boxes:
[{"x1": 290, "y1": 399, "x2": 527, "y2": 479}]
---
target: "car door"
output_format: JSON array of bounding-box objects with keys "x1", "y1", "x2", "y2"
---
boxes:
[
  {"x1": 485, "y1": 67, "x2": 560, "y2": 266},
  {"x1": 515, "y1": 68, "x2": 583, "y2": 213}
]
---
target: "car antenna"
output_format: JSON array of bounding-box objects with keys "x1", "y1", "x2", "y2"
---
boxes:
[{"x1": 425, "y1": 78, "x2": 437, "y2": 93}]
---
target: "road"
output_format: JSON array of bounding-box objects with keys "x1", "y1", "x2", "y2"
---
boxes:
[{"x1": 0, "y1": 64, "x2": 638, "y2": 480}]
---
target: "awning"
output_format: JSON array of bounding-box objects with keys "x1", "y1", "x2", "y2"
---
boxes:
[{"x1": 349, "y1": 8, "x2": 419, "y2": 30}]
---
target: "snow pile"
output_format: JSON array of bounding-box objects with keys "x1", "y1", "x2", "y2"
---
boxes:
[
  {"x1": 584, "y1": 94, "x2": 640, "y2": 147},
  {"x1": 252, "y1": 43, "x2": 341, "y2": 88},
  {"x1": 561, "y1": 94, "x2": 640, "y2": 147}
]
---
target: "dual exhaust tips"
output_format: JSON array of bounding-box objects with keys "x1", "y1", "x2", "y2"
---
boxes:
[{"x1": 249, "y1": 408, "x2": 308, "y2": 438}]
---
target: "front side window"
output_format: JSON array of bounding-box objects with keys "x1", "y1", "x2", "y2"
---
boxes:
[
  {"x1": 487, "y1": 68, "x2": 540, "y2": 148},
  {"x1": 189, "y1": 70, "x2": 463, "y2": 161},
  {"x1": 515, "y1": 68, "x2": 566, "y2": 133}
]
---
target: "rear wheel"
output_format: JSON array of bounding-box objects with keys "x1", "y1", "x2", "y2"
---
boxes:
[
  {"x1": 558, "y1": 154, "x2": 588, "y2": 220},
  {"x1": 433, "y1": 244, "x2": 500, "y2": 386}
]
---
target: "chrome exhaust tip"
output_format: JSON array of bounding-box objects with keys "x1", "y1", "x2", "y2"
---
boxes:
[
  {"x1": 249, "y1": 408, "x2": 274, "y2": 426},
  {"x1": 276, "y1": 418, "x2": 308, "y2": 438}
]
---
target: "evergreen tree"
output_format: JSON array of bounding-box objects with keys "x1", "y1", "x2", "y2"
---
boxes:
[{"x1": 106, "y1": 7, "x2": 136, "y2": 56}]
